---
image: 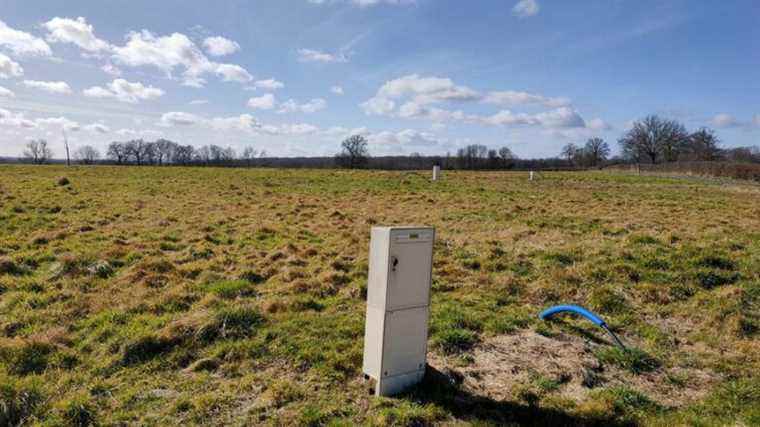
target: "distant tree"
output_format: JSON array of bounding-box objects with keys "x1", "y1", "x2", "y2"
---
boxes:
[
  {"x1": 75, "y1": 145, "x2": 100, "y2": 165},
  {"x1": 335, "y1": 135, "x2": 369, "y2": 169},
  {"x1": 687, "y1": 128, "x2": 721, "y2": 161},
  {"x1": 195, "y1": 145, "x2": 211, "y2": 166},
  {"x1": 561, "y1": 143, "x2": 579, "y2": 164},
  {"x1": 456, "y1": 144, "x2": 488, "y2": 169},
  {"x1": 24, "y1": 139, "x2": 53, "y2": 165},
  {"x1": 498, "y1": 146, "x2": 516, "y2": 168},
  {"x1": 584, "y1": 137, "x2": 610, "y2": 167},
  {"x1": 143, "y1": 142, "x2": 158, "y2": 165},
  {"x1": 124, "y1": 139, "x2": 149, "y2": 165},
  {"x1": 619, "y1": 115, "x2": 688, "y2": 164},
  {"x1": 107, "y1": 142, "x2": 128, "y2": 164},
  {"x1": 154, "y1": 139, "x2": 177, "y2": 165},
  {"x1": 173, "y1": 145, "x2": 195, "y2": 166},
  {"x1": 241, "y1": 147, "x2": 257, "y2": 167}
]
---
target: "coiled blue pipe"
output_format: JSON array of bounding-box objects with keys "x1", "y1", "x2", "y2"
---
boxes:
[{"x1": 539, "y1": 304, "x2": 626, "y2": 350}]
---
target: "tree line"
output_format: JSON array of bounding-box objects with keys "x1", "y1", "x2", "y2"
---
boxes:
[
  {"x1": 18, "y1": 114, "x2": 760, "y2": 170},
  {"x1": 561, "y1": 115, "x2": 759, "y2": 167}
]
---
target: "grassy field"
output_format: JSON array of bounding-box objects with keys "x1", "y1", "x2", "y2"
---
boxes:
[{"x1": 1, "y1": 165, "x2": 759, "y2": 426}]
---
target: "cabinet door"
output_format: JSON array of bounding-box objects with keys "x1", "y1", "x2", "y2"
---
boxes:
[
  {"x1": 387, "y1": 231, "x2": 433, "y2": 310},
  {"x1": 382, "y1": 307, "x2": 429, "y2": 377}
]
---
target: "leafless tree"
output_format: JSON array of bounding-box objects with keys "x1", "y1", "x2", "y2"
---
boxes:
[
  {"x1": 124, "y1": 139, "x2": 150, "y2": 165},
  {"x1": 154, "y1": 139, "x2": 177, "y2": 165},
  {"x1": 173, "y1": 145, "x2": 195, "y2": 165},
  {"x1": 335, "y1": 135, "x2": 369, "y2": 169},
  {"x1": 107, "y1": 142, "x2": 128, "y2": 164},
  {"x1": 498, "y1": 146, "x2": 516, "y2": 168},
  {"x1": 241, "y1": 147, "x2": 257, "y2": 167},
  {"x1": 456, "y1": 144, "x2": 488, "y2": 169},
  {"x1": 619, "y1": 115, "x2": 688, "y2": 164},
  {"x1": 561, "y1": 143, "x2": 579, "y2": 164},
  {"x1": 584, "y1": 137, "x2": 610, "y2": 167},
  {"x1": 75, "y1": 145, "x2": 100, "y2": 165},
  {"x1": 23, "y1": 139, "x2": 53, "y2": 164},
  {"x1": 687, "y1": 128, "x2": 721, "y2": 161}
]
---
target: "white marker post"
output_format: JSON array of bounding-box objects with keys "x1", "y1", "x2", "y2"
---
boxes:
[
  {"x1": 530, "y1": 171, "x2": 534, "y2": 181},
  {"x1": 363, "y1": 226, "x2": 435, "y2": 396},
  {"x1": 432, "y1": 165, "x2": 441, "y2": 181}
]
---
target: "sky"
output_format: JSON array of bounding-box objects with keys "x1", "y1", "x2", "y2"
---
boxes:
[{"x1": 0, "y1": 0, "x2": 758, "y2": 159}]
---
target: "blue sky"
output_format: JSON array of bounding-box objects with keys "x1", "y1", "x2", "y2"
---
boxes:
[{"x1": 0, "y1": 0, "x2": 758, "y2": 158}]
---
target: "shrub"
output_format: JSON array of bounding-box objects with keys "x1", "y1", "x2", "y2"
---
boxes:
[{"x1": 57, "y1": 177, "x2": 70, "y2": 186}]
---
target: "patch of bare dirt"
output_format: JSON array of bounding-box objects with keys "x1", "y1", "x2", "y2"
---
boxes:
[{"x1": 429, "y1": 330, "x2": 721, "y2": 408}]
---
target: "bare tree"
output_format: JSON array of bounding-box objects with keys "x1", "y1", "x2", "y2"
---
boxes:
[
  {"x1": 561, "y1": 143, "x2": 579, "y2": 164},
  {"x1": 173, "y1": 145, "x2": 195, "y2": 166},
  {"x1": 154, "y1": 139, "x2": 177, "y2": 165},
  {"x1": 241, "y1": 147, "x2": 257, "y2": 167},
  {"x1": 498, "y1": 146, "x2": 516, "y2": 168},
  {"x1": 335, "y1": 135, "x2": 369, "y2": 169},
  {"x1": 75, "y1": 145, "x2": 100, "y2": 165},
  {"x1": 619, "y1": 115, "x2": 688, "y2": 164},
  {"x1": 107, "y1": 142, "x2": 128, "y2": 164},
  {"x1": 688, "y1": 128, "x2": 721, "y2": 161},
  {"x1": 23, "y1": 139, "x2": 53, "y2": 164},
  {"x1": 584, "y1": 137, "x2": 610, "y2": 167},
  {"x1": 124, "y1": 139, "x2": 149, "y2": 165}
]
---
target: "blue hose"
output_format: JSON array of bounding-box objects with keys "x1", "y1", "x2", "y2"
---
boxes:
[{"x1": 539, "y1": 304, "x2": 627, "y2": 350}]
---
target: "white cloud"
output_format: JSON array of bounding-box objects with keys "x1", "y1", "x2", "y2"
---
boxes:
[
  {"x1": 376, "y1": 74, "x2": 480, "y2": 104},
  {"x1": 247, "y1": 93, "x2": 276, "y2": 110},
  {"x1": 84, "y1": 123, "x2": 110, "y2": 133},
  {"x1": 278, "y1": 98, "x2": 327, "y2": 114},
  {"x1": 209, "y1": 114, "x2": 259, "y2": 132},
  {"x1": 159, "y1": 111, "x2": 201, "y2": 126},
  {"x1": 101, "y1": 63, "x2": 121, "y2": 76},
  {"x1": 0, "y1": 53, "x2": 23, "y2": 78},
  {"x1": 203, "y1": 36, "x2": 240, "y2": 56},
  {"x1": 112, "y1": 30, "x2": 252, "y2": 87},
  {"x1": 0, "y1": 19, "x2": 52, "y2": 56},
  {"x1": 0, "y1": 108, "x2": 37, "y2": 128},
  {"x1": 297, "y1": 48, "x2": 347, "y2": 63},
  {"x1": 189, "y1": 99, "x2": 208, "y2": 105},
  {"x1": 710, "y1": 113, "x2": 739, "y2": 128},
  {"x1": 253, "y1": 78, "x2": 285, "y2": 90},
  {"x1": 368, "y1": 129, "x2": 440, "y2": 147},
  {"x1": 331, "y1": 85, "x2": 344, "y2": 95},
  {"x1": 42, "y1": 17, "x2": 111, "y2": 53},
  {"x1": 23, "y1": 80, "x2": 72, "y2": 94},
  {"x1": 35, "y1": 116, "x2": 81, "y2": 132},
  {"x1": 586, "y1": 118, "x2": 612, "y2": 131},
  {"x1": 483, "y1": 90, "x2": 570, "y2": 108},
  {"x1": 361, "y1": 97, "x2": 395, "y2": 115},
  {"x1": 0, "y1": 86, "x2": 15, "y2": 98},
  {"x1": 83, "y1": 78, "x2": 164, "y2": 103},
  {"x1": 215, "y1": 63, "x2": 253, "y2": 82},
  {"x1": 535, "y1": 107, "x2": 586, "y2": 128},
  {"x1": 513, "y1": 0, "x2": 540, "y2": 18}
]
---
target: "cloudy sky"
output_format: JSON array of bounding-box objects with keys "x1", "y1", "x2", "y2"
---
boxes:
[{"x1": 0, "y1": 0, "x2": 758, "y2": 158}]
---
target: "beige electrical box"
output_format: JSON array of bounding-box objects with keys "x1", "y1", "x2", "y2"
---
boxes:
[{"x1": 363, "y1": 226, "x2": 435, "y2": 396}]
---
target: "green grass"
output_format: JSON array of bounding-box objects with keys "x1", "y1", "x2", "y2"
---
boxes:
[{"x1": 1, "y1": 165, "x2": 760, "y2": 425}]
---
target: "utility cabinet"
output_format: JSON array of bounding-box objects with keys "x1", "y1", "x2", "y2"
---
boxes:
[{"x1": 363, "y1": 226, "x2": 435, "y2": 396}]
